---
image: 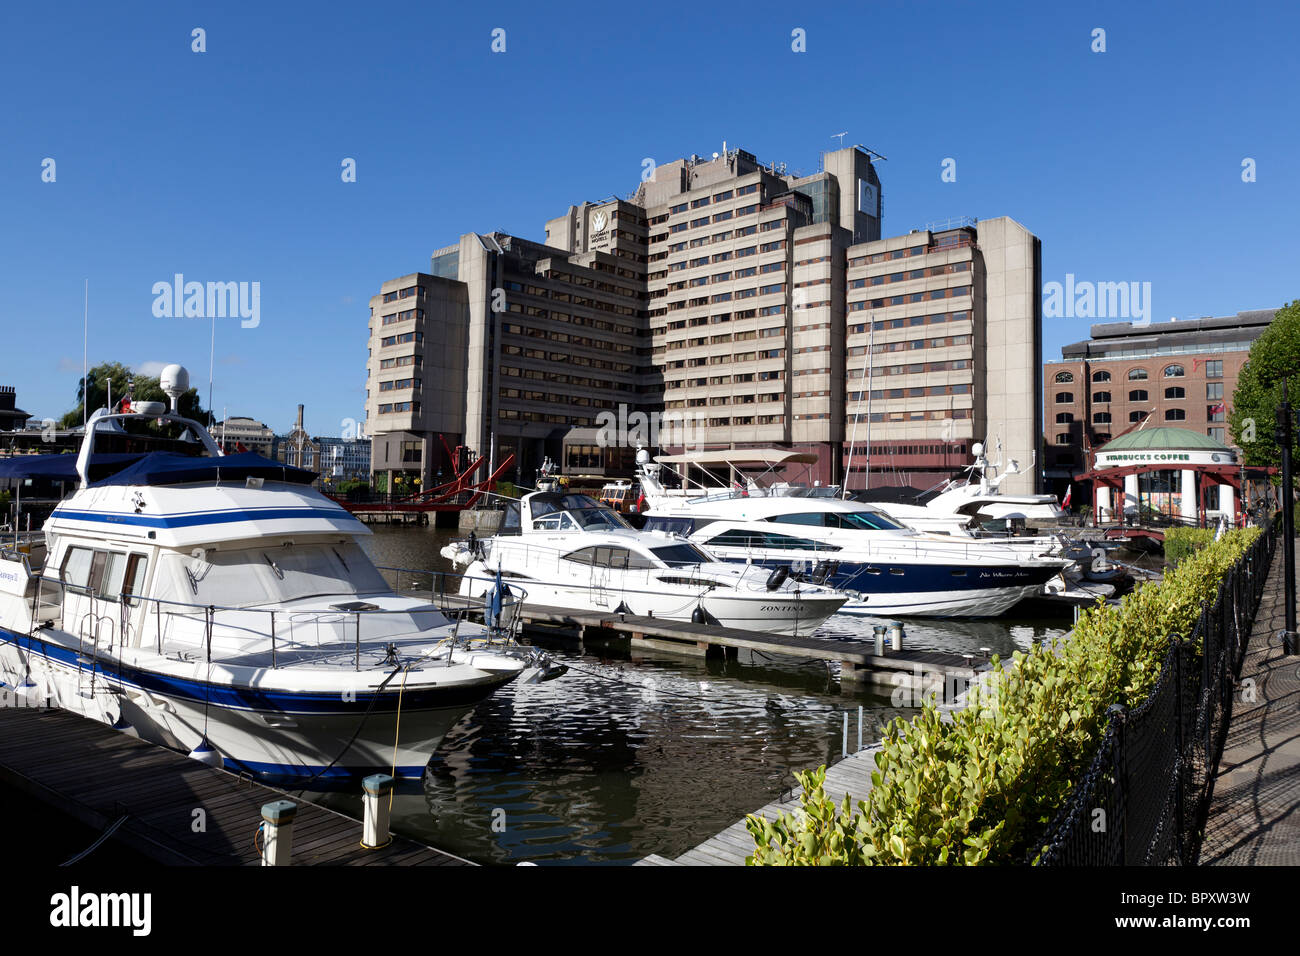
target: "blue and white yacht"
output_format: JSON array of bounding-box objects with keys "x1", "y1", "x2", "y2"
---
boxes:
[{"x1": 0, "y1": 366, "x2": 554, "y2": 780}]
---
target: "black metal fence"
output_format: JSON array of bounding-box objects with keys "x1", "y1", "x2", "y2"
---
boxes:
[{"x1": 1031, "y1": 518, "x2": 1279, "y2": 865}]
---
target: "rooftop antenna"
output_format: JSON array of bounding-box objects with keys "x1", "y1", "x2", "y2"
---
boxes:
[{"x1": 832, "y1": 131, "x2": 848, "y2": 148}]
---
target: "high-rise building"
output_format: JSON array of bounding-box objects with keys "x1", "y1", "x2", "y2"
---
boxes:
[{"x1": 366, "y1": 144, "x2": 1042, "y2": 494}]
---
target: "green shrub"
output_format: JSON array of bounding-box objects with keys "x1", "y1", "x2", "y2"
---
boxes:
[
  {"x1": 747, "y1": 527, "x2": 1261, "y2": 866},
  {"x1": 1164, "y1": 526, "x2": 1216, "y2": 565}
]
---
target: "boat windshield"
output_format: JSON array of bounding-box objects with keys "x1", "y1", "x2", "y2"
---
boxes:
[
  {"x1": 649, "y1": 543, "x2": 713, "y2": 567},
  {"x1": 568, "y1": 507, "x2": 631, "y2": 531},
  {"x1": 154, "y1": 540, "x2": 389, "y2": 608}
]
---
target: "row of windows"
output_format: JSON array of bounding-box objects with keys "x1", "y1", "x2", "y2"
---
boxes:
[
  {"x1": 1056, "y1": 407, "x2": 1217, "y2": 426},
  {"x1": 379, "y1": 378, "x2": 419, "y2": 391},
  {"x1": 847, "y1": 262, "x2": 971, "y2": 288},
  {"x1": 846, "y1": 246, "x2": 928, "y2": 267},
  {"x1": 849, "y1": 311, "x2": 971, "y2": 335},
  {"x1": 379, "y1": 354, "x2": 420, "y2": 370},
  {"x1": 848, "y1": 408, "x2": 973, "y2": 424},
  {"x1": 381, "y1": 286, "x2": 421, "y2": 303},
  {"x1": 380, "y1": 331, "x2": 422, "y2": 347},
  {"x1": 1054, "y1": 360, "x2": 1222, "y2": 384},
  {"x1": 377, "y1": 401, "x2": 419, "y2": 414},
  {"x1": 1055, "y1": 385, "x2": 1218, "y2": 403},
  {"x1": 850, "y1": 286, "x2": 972, "y2": 311}
]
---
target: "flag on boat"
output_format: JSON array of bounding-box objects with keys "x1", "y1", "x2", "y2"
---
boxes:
[{"x1": 1062, "y1": 485, "x2": 1072, "y2": 509}]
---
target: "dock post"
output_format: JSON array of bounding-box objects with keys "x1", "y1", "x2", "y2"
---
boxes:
[
  {"x1": 841, "y1": 711, "x2": 848, "y2": 758},
  {"x1": 889, "y1": 622, "x2": 903, "y2": 651},
  {"x1": 873, "y1": 625, "x2": 885, "y2": 656},
  {"x1": 361, "y1": 774, "x2": 394, "y2": 849},
  {"x1": 260, "y1": 799, "x2": 297, "y2": 866}
]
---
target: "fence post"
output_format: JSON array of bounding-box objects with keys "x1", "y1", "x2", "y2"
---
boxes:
[
  {"x1": 1107, "y1": 702, "x2": 1128, "y2": 865},
  {"x1": 1170, "y1": 637, "x2": 1186, "y2": 865}
]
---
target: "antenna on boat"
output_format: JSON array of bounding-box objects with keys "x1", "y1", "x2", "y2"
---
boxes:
[{"x1": 81, "y1": 277, "x2": 88, "y2": 426}]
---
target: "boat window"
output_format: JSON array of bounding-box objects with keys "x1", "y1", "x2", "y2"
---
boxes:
[
  {"x1": 641, "y1": 516, "x2": 711, "y2": 536},
  {"x1": 60, "y1": 546, "x2": 94, "y2": 589},
  {"x1": 705, "y1": 529, "x2": 840, "y2": 552},
  {"x1": 533, "y1": 512, "x2": 578, "y2": 531},
  {"x1": 650, "y1": 543, "x2": 712, "y2": 567},
  {"x1": 121, "y1": 554, "x2": 149, "y2": 606},
  {"x1": 500, "y1": 502, "x2": 522, "y2": 535},
  {"x1": 836, "y1": 510, "x2": 907, "y2": 531},
  {"x1": 768, "y1": 512, "x2": 828, "y2": 527},
  {"x1": 561, "y1": 547, "x2": 598, "y2": 565}
]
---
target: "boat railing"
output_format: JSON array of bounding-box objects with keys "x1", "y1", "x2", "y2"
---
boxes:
[{"x1": 32, "y1": 569, "x2": 527, "y2": 672}]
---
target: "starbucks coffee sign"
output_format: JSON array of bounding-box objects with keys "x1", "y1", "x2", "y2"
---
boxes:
[{"x1": 1096, "y1": 448, "x2": 1237, "y2": 469}]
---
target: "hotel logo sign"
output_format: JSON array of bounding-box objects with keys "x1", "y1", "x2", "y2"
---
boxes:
[{"x1": 588, "y1": 207, "x2": 612, "y2": 251}]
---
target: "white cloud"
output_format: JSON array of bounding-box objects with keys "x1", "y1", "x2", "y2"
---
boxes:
[
  {"x1": 57, "y1": 357, "x2": 82, "y2": 373},
  {"x1": 134, "y1": 361, "x2": 167, "y2": 378}
]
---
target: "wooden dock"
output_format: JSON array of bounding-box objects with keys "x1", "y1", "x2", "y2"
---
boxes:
[
  {"x1": 0, "y1": 706, "x2": 472, "y2": 866},
  {"x1": 637, "y1": 745, "x2": 881, "y2": 866},
  {"x1": 435, "y1": 594, "x2": 977, "y2": 687}
]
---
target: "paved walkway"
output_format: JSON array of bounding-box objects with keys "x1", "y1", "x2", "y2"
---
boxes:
[{"x1": 1201, "y1": 539, "x2": 1300, "y2": 865}]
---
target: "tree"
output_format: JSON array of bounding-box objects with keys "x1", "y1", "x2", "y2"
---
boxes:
[
  {"x1": 60, "y1": 362, "x2": 211, "y2": 429},
  {"x1": 1229, "y1": 300, "x2": 1300, "y2": 476}
]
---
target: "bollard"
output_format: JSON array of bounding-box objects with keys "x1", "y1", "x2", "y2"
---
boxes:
[
  {"x1": 260, "y1": 799, "x2": 297, "y2": 866},
  {"x1": 841, "y1": 711, "x2": 848, "y2": 758},
  {"x1": 980, "y1": 646, "x2": 992, "y2": 663},
  {"x1": 857, "y1": 705, "x2": 863, "y2": 753},
  {"x1": 873, "y1": 625, "x2": 885, "y2": 656},
  {"x1": 361, "y1": 774, "x2": 395, "y2": 849},
  {"x1": 889, "y1": 622, "x2": 903, "y2": 651}
]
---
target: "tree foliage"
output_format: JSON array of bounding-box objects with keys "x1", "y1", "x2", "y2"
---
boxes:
[
  {"x1": 59, "y1": 362, "x2": 210, "y2": 429},
  {"x1": 1229, "y1": 300, "x2": 1300, "y2": 474}
]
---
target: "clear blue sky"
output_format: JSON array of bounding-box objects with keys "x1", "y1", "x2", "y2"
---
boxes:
[{"x1": 2, "y1": 0, "x2": 1296, "y2": 434}]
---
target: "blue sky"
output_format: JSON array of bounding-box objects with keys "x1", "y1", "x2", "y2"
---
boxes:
[{"x1": 2, "y1": 0, "x2": 1296, "y2": 434}]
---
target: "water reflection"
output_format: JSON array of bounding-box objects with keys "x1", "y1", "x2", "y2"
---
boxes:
[{"x1": 318, "y1": 522, "x2": 1068, "y2": 864}]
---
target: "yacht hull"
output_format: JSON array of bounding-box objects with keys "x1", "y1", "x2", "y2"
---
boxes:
[{"x1": 0, "y1": 626, "x2": 516, "y2": 779}]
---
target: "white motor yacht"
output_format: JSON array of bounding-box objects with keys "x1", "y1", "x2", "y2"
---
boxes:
[
  {"x1": 441, "y1": 487, "x2": 846, "y2": 636},
  {"x1": 0, "y1": 367, "x2": 555, "y2": 780}
]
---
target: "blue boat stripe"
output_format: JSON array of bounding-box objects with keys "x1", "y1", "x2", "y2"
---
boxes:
[
  {"x1": 0, "y1": 627, "x2": 507, "y2": 714},
  {"x1": 50, "y1": 506, "x2": 360, "y2": 530}
]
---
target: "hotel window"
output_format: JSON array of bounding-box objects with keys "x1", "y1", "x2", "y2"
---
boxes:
[
  {"x1": 1055, "y1": 433, "x2": 1072, "y2": 445},
  {"x1": 1093, "y1": 412, "x2": 1112, "y2": 424},
  {"x1": 1164, "y1": 364, "x2": 1185, "y2": 378},
  {"x1": 1206, "y1": 383, "x2": 1223, "y2": 400},
  {"x1": 1165, "y1": 386, "x2": 1185, "y2": 400},
  {"x1": 1129, "y1": 389, "x2": 1148, "y2": 402},
  {"x1": 1055, "y1": 371, "x2": 1074, "y2": 384},
  {"x1": 1092, "y1": 370, "x2": 1111, "y2": 383},
  {"x1": 1205, "y1": 360, "x2": 1223, "y2": 378},
  {"x1": 1055, "y1": 412, "x2": 1074, "y2": 424},
  {"x1": 1208, "y1": 427, "x2": 1225, "y2": 442},
  {"x1": 1093, "y1": 391, "x2": 1111, "y2": 403},
  {"x1": 1127, "y1": 368, "x2": 1148, "y2": 380},
  {"x1": 1165, "y1": 408, "x2": 1186, "y2": 421},
  {"x1": 1055, "y1": 391, "x2": 1074, "y2": 404},
  {"x1": 1207, "y1": 405, "x2": 1225, "y2": 422},
  {"x1": 1129, "y1": 411, "x2": 1146, "y2": 423}
]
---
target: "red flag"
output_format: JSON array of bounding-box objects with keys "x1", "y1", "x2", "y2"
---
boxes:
[
  {"x1": 1062, "y1": 486, "x2": 1072, "y2": 509},
  {"x1": 1212, "y1": 402, "x2": 1225, "y2": 415}
]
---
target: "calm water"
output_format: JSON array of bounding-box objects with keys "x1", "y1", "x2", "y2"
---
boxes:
[{"x1": 302, "y1": 522, "x2": 1069, "y2": 865}]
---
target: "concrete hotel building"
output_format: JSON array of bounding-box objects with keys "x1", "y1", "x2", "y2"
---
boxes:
[
  {"x1": 367, "y1": 145, "x2": 1043, "y2": 495},
  {"x1": 1042, "y1": 310, "x2": 1277, "y2": 501}
]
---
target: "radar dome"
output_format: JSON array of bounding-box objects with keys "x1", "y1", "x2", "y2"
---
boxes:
[{"x1": 160, "y1": 364, "x2": 190, "y2": 411}]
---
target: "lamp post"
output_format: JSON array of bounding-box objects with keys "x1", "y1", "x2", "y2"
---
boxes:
[{"x1": 1279, "y1": 379, "x2": 1297, "y2": 652}]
